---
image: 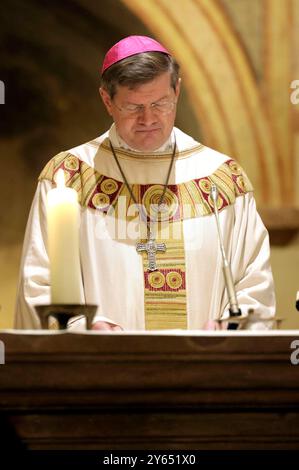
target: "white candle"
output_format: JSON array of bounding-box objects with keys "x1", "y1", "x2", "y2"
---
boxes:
[{"x1": 47, "y1": 169, "x2": 82, "y2": 304}]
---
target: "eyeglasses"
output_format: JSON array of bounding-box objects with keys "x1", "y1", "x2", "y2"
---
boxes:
[{"x1": 113, "y1": 99, "x2": 177, "y2": 117}]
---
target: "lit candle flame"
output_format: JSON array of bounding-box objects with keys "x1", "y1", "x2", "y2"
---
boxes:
[{"x1": 55, "y1": 169, "x2": 66, "y2": 189}]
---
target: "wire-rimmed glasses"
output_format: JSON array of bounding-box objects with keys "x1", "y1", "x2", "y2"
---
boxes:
[{"x1": 113, "y1": 98, "x2": 177, "y2": 117}]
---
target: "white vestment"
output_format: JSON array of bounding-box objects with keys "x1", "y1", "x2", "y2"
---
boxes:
[{"x1": 15, "y1": 125, "x2": 275, "y2": 330}]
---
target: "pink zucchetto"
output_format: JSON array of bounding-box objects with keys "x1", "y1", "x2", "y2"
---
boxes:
[{"x1": 101, "y1": 35, "x2": 170, "y2": 75}]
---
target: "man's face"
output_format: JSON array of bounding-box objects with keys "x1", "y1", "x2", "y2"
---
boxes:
[{"x1": 100, "y1": 72, "x2": 180, "y2": 152}]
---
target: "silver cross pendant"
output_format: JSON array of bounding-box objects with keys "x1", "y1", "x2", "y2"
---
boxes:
[{"x1": 136, "y1": 238, "x2": 166, "y2": 271}]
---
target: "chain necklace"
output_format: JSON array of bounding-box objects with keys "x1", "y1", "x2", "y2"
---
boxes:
[{"x1": 109, "y1": 138, "x2": 177, "y2": 271}]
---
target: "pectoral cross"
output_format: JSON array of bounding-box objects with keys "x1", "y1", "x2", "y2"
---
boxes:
[{"x1": 136, "y1": 238, "x2": 166, "y2": 272}]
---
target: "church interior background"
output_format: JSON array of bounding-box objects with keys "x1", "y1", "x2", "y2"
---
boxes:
[{"x1": 0, "y1": 0, "x2": 298, "y2": 329}]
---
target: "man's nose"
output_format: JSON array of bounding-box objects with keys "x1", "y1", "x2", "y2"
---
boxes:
[{"x1": 138, "y1": 105, "x2": 157, "y2": 124}]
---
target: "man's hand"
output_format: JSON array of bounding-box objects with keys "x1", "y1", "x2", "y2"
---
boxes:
[
  {"x1": 204, "y1": 320, "x2": 228, "y2": 330},
  {"x1": 91, "y1": 321, "x2": 123, "y2": 331}
]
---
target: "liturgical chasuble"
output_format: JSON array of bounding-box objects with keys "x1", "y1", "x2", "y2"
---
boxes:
[{"x1": 15, "y1": 124, "x2": 275, "y2": 330}]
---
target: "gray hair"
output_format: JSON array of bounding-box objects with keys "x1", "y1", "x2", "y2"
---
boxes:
[{"x1": 101, "y1": 51, "x2": 180, "y2": 98}]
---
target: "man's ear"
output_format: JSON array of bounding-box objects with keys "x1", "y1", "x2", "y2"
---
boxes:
[
  {"x1": 175, "y1": 77, "x2": 181, "y2": 99},
  {"x1": 99, "y1": 87, "x2": 113, "y2": 115}
]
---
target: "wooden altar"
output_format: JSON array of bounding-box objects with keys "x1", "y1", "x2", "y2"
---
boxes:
[{"x1": 0, "y1": 330, "x2": 299, "y2": 451}]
